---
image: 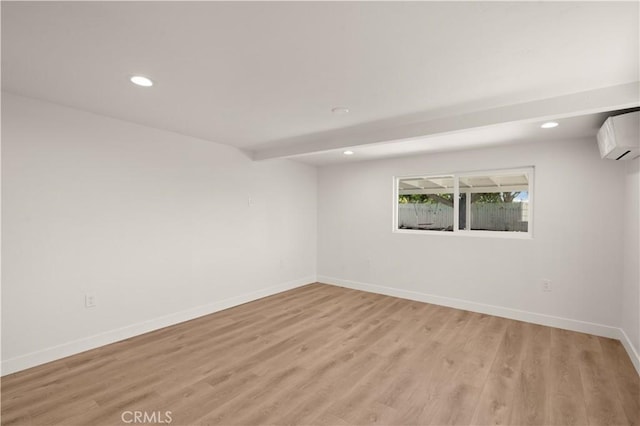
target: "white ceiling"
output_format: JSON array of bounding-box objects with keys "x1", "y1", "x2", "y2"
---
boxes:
[{"x1": 2, "y1": 2, "x2": 639, "y2": 164}]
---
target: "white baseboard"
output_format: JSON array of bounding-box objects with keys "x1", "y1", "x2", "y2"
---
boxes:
[
  {"x1": 6, "y1": 276, "x2": 638, "y2": 378},
  {"x1": 318, "y1": 275, "x2": 640, "y2": 372},
  {"x1": 1, "y1": 276, "x2": 315, "y2": 376},
  {"x1": 618, "y1": 328, "x2": 640, "y2": 376}
]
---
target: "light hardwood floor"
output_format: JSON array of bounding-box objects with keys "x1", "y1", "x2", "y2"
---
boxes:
[{"x1": 1, "y1": 283, "x2": 638, "y2": 426}]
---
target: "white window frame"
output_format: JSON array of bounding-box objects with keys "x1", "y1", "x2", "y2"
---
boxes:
[{"x1": 393, "y1": 167, "x2": 534, "y2": 239}]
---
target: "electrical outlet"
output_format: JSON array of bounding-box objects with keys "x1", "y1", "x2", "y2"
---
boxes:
[
  {"x1": 542, "y1": 280, "x2": 552, "y2": 292},
  {"x1": 85, "y1": 293, "x2": 96, "y2": 308}
]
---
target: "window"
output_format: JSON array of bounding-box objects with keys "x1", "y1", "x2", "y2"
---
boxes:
[
  {"x1": 394, "y1": 168, "x2": 533, "y2": 237},
  {"x1": 398, "y1": 176, "x2": 454, "y2": 231}
]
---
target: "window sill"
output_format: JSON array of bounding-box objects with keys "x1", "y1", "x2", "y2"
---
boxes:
[{"x1": 393, "y1": 228, "x2": 533, "y2": 239}]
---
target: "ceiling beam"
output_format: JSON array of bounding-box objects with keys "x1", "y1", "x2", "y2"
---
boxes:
[
  {"x1": 400, "y1": 185, "x2": 528, "y2": 195},
  {"x1": 250, "y1": 82, "x2": 639, "y2": 161},
  {"x1": 488, "y1": 176, "x2": 501, "y2": 188},
  {"x1": 399, "y1": 181, "x2": 421, "y2": 189}
]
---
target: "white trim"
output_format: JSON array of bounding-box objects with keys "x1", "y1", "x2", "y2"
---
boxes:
[
  {"x1": 1, "y1": 276, "x2": 315, "y2": 376},
  {"x1": 450, "y1": 230, "x2": 533, "y2": 239},
  {"x1": 318, "y1": 275, "x2": 622, "y2": 339},
  {"x1": 453, "y1": 174, "x2": 460, "y2": 231},
  {"x1": 618, "y1": 328, "x2": 640, "y2": 376},
  {"x1": 465, "y1": 190, "x2": 471, "y2": 231},
  {"x1": 527, "y1": 167, "x2": 535, "y2": 238},
  {"x1": 393, "y1": 229, "x2": 531, "y2": 239}
]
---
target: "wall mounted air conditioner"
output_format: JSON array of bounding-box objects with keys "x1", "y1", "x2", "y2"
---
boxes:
[{"x1": 596, "y1": 111, "x2": 639, "y2": 160}]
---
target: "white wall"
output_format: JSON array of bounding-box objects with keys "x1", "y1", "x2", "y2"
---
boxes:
[
  {"x1": 317, "y1": 138, "x2": 627, "y2": 336},
  {"x1": 3, "y1": 91, "x2": 637, "y2": 375},
  {"x1": 1, "y1": 93, "x2": 317, "y2": 374},
  {"x1": 622, "y1": 157, "x2": 640, "y2": 365}
]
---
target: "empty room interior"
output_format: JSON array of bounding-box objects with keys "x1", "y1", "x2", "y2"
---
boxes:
[{"x1": 1, "y1": 2, "x2": 640, "y2": 425}]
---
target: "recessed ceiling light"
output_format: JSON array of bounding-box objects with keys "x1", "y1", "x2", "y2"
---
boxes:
[
  {"x1": 130, "y1": 75, "x2": 153, "y2": 87},
  {"x1": 332, "y1": 107, "x2": 350, "y2": 115},
  {"x1": 343, "y1": 150, "x2": 355, "y2": 155},
  {"x1": 541, "y1": 121, "x2": 559, "y2": 129}
]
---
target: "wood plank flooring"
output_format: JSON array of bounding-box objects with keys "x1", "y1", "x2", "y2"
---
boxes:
[{"x1": 1, "y1": 283, "x2": 638, "y2": 425}]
